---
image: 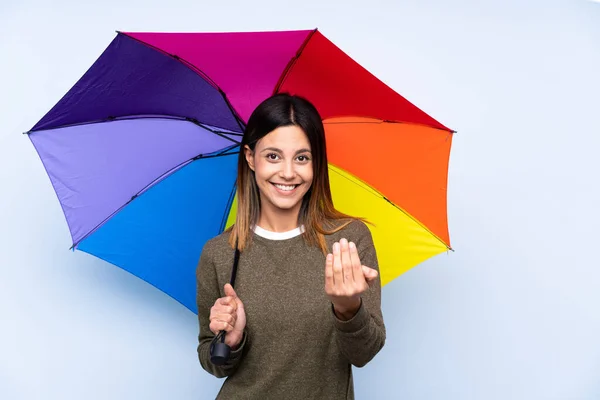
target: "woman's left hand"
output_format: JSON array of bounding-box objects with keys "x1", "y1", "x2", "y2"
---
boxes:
[{"x1": 325, "y1": 238, "x2": 379, "y2": 320}]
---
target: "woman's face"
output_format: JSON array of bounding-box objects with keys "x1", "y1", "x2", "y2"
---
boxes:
[{"x1": 245, "y1": 125, "x2": 314, "y2": 217}]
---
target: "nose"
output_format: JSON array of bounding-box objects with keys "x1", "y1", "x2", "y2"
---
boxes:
[{"x1": 279, "y1": 160, "x2": 296, "y2": 180}]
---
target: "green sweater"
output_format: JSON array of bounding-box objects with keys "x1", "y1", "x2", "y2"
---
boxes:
[{"x1": 196, "y1": 219, "x2": 386, "y2": 399}]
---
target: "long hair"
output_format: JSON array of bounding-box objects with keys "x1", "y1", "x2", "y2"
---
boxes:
[{"x1": 228, "y1": 93, "x2": 365, "y2": 255}]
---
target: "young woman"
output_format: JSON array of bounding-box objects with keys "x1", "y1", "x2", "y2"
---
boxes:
[{"x1": 196, "y1": 93, "x2": 386, "y2": 399}]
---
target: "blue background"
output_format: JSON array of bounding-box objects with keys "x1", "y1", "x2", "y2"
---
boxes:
[{"x1": 1, "y1": 0, "x2": 599, "y2": 399}]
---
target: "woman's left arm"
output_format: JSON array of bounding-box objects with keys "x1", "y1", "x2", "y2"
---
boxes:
[{"x1": 327, "y1": 221, "x2": 386, "y2": 368}]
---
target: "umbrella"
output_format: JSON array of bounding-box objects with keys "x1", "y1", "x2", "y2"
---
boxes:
[{"x1": 27, "y1": 28, "x2": 454, "y2": 313}]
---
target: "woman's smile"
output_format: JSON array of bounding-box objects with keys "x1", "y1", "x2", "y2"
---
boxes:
[{"x1": 271, "y1": 182, "x2": 301, "y2": 194}]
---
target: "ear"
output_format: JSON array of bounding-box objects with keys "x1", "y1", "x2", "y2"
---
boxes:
[{"x1": 244, "y1": 145, "x2": 255, "y2": 171}]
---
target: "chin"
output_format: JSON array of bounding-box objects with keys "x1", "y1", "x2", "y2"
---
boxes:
[
  {"x1": 271, "y1": 199, "x2": 303, "y2": 211},
  {"x1": 265, "y1": 193, "x2": 306, "y2": 212}
]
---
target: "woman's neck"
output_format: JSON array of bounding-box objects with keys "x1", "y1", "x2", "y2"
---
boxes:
[{"x1": 257, "y1": 205, "x2": 302, "y2": 233}]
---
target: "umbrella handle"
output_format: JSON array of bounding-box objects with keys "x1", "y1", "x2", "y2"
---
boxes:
[
  {"x1": 210, "y1": 331, "x2": 231, "y2": 365},
  {"x1": 209, "y1": 244, "x2": 241, "y2": 366}
]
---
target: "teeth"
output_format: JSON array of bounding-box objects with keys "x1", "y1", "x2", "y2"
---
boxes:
[{"x1": 274, "y1": 184, "x2": 296, "y2": 191}]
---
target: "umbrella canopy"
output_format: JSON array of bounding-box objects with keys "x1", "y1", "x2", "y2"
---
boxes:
[{"x1": 27, "y1": 29, "x2": 453, "y2": 313}]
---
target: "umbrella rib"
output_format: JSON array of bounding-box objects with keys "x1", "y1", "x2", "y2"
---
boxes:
[
  {"x1": 329, "y1": 165, "x2": 452, "y2": 251},
  {"x1": 69, "y1": 145, "x2": 240, "y2": 250},
  {"x1": 119, "y1": 31, "x2": 247, "y2": 132},
  {"x1": 185, "y1": 117, "x2": 242, "y2": 143},
  {"x1": 273, "y1": 28, "x2": 318, "y2": 94},
  {"x1": 219, "y1": 180, "x2": 238, "y2": 233},
  {"x1": 26, "y1": 114, "x2": 183, "y2": 133},
  {"x1": 323, "y1": 118, "x2": 456, "y2": 134},
  {"x1": 25, "y1": 114, "x2": 244, "y2": 142}
]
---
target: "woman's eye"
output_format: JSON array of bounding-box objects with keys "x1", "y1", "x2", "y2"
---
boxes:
[
  {"x1": 267, "y1": 153, "x2": 279, "y2": 160},
  {"x1": 297, "y1": 155, "x2": 310, "y2": 162}
]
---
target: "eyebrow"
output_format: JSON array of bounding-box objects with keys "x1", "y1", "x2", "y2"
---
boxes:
[{"x1": 261, "y1": 147, "x2": 312, "y2": 155}]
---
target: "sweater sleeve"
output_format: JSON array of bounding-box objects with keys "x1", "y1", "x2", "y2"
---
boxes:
[
  {"x1": 196, "y1": 240, "x2": 248, "y2": 378},
  {"x1": 331, "y1": 220, "x2": 386, "y2": 368}
]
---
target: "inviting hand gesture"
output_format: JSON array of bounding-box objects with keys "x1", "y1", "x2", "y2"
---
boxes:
[
  {"x1": 209, "y1": 283, "x2": 246, "y2": 349},
  {"x1": 325, "y1": 238, "x2": 379, "y2": 320}
]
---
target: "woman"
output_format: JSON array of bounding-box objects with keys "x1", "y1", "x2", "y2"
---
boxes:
[{"x1": 196, "y1": 93, "x2": 386, "y2": 399}]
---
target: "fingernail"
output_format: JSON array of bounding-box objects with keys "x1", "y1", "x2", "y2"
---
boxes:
[
  {"x1": 349, "y1": 242, "x2": 355, "y2": 249},
  {"x1": 333, "y1": 242, "x2": 339, "y2": 252}
]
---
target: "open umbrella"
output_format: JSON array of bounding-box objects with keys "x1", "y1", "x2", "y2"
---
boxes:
[{"x1": 27, "y1": 29, "x2": 454, "y2": 313}]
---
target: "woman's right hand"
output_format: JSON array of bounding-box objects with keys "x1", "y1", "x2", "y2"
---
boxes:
[{"x1": 209, "y1": 283, "x2": 246, "y2": 349}]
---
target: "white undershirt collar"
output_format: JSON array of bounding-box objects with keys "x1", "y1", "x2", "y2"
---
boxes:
[{"x1": 253, "y1": 224, "x2": 305, "y2": 240}]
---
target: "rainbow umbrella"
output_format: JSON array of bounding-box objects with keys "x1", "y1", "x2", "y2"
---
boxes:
[{"x1": 27, "y1": 29, "x2": 453, "y2": 313}]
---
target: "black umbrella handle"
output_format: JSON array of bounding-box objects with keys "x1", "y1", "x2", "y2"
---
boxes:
[
  {"x1": 210, "y1": 244, "x2": 241, "y2": 366},
  {"x1": 209, "y1": 331, "x2": 231, "y2": 365}
]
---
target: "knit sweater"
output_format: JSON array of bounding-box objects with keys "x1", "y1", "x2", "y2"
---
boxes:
[{"x1": 196, "y1": 219, "x2": 386, "y2": 399}]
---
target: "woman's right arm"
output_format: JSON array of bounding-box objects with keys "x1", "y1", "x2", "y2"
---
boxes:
[{"x1": 196, "y1": 241, "x2": 248, "y2": 378}]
